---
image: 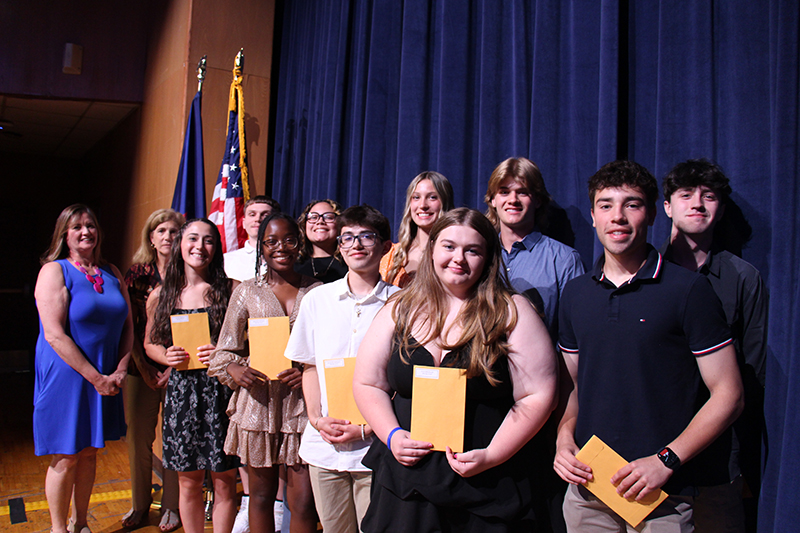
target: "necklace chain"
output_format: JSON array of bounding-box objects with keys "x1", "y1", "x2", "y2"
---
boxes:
[{"x1": 311, "y1": 256, "x2": 335, "y2": 277}]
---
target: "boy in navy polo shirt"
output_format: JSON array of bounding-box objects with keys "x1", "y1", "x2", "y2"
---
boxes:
[{"x1": 553, "y1": 160, "x2": 744, "y2": 532}]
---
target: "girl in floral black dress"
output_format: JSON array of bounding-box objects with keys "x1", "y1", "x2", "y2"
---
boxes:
[{"x1": 145, "y1": 219, "x2": 240, "y2": 533}]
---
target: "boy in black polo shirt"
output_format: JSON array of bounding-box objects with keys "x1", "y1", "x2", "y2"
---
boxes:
[{"x1": 553, "y1": 160, "x2": 744, "y2": 532}]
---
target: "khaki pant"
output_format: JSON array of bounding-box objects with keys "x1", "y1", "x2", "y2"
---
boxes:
[
  {"x1": 124, "y1": 374, "x2": 179, "y2": 511},
  {"x1": 563, "y1": 483, "x2": 694, "y2": 533},
  {"x1": 308, "y1": 465, "x2": 371, "y2": 533}
]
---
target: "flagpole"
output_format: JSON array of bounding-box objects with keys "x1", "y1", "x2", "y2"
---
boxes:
[{"x1": 197, "y1": 55, "x2": 207, "y2": 93}]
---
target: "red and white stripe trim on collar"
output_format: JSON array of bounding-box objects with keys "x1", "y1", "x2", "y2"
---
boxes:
[{"x1": 649, "y1": 252, "x2": 663, "y2": 279}]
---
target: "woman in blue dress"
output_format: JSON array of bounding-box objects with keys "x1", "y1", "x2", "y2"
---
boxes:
[{"x1": 34, "y1": 204, "x2": 132, "y2": 533}]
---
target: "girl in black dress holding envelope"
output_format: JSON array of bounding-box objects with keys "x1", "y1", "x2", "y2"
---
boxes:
[
  {"x1": 145, "y1": 219, "x2": 240, "y2": 533},
  {"x1": 353, "y1": 208, "x2": 558, "y2": 532}
]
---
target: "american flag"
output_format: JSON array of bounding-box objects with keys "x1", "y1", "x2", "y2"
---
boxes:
[{"x1": 208, "y1": 52, "x2": 250, "y2": 252}]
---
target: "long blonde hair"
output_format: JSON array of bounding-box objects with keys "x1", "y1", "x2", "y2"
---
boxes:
[
  {"x1": 386, "y1": 171, "x2": 454, "y2": 283},
  {"x1": 40, "y1": 204, "x2": 104, "y2": 265},
  {"x1": 390, "y1": 208, "x2": 517, "y2": 385},
  {"x1": 132, "y1": 209, "x2": 185, "y2": 265}
]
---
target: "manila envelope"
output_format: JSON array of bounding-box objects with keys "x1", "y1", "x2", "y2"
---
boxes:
[
  {"x1": 575, "y1": 435, "x2": 668, "y2": 528},
  {"x1": 323, "y1": 357, "x2": 366, "y2": 425},
  {"x1": 248, "y1": 317, "x2": 291, "y2": 380},
  {"x1": 170, "y1": 312, "x2": 210, "y2": 371},
  {"x1": 410, "y1": 365, "x2": 467, "y2": 453}
]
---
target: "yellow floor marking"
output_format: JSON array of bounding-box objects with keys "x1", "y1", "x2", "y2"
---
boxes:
[{"x1": 0, "y1": 489, "x2": 132, "y2": 516}]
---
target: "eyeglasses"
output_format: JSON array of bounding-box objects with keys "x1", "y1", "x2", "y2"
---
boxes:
[
  {"x1": 337, "y1": 232, "x2": 379, "y2": 249},
  {"x1": 307, "y1": 212, "x2": 337, "y2": 223},
  {"x1": 262, "y1": 236, "x2": 300, "y2": 251}
]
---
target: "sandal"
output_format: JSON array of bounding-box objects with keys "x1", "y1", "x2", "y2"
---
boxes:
[
  {"x1": 159, "y1": 509, "x2": 181, "y2": 533},
  {"x1": 121, "y1": 508, "x2": 147, "y2": 529},
  {"x1": 66, "y1": 519, "x2": 92, "y2": 533}
]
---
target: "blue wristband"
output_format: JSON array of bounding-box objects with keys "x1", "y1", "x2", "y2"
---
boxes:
[{"x1": 387, "y1": 426, "x2": 403, "y2": 450}]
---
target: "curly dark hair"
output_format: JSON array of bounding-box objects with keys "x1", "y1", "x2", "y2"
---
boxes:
[
  {"x1": 588, "y1": 160, "x2": 659, "y2": 213},
  {"x1": 662, "y1": 159, "x2": 732, "y2": 203},
  {"x1": 149, "y1": 219, "x2": 231, "y2": 346},
  {"x1": 662, "y1": 159, "x2": 751, "y2": 251}
]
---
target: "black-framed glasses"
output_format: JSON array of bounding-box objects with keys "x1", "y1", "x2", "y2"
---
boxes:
[
  {"x1": 262, "y1": 236, "x2": 300, "y2": 251},
  {"x1": 337, "y1": 232, "x2": 379, "y2": 249},
  {"x1": 307, "y1": 212, "x2": 337, "y2": 223}
]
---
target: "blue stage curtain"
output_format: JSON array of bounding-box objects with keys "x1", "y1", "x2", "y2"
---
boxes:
[
  {"x1": 271, "y1": 2, "x2": 799, "y2": 531},
  {"x1": 271, "y1": 0, "x2": 619, "y2": 265},
  {"x1": 761, "y1": 2, "x2": 799, "y2": 531}
]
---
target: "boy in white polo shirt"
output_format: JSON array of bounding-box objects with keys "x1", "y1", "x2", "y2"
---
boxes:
[{"x1": 285, "y1": 204, "x2": 398, "y2": 533}]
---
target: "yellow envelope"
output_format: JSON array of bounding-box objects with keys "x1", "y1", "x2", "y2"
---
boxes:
[
  {"x1": 323, "y1": 357, "x2": 366, "y2": 425},
  {"x1": 575, "y1": 435, "x2": 668, "y2": 527},
  {"x1": 170, "y1": 312, "x2": 210, "y2": 371},
  {"x1": 410, "y1": 365, "x2": 466, "y2": 452},
  {"x1": 248, "y1": 317, "x2": 291, "y2": 380}
]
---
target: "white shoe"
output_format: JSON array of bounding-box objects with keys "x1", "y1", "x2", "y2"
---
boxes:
[
  {"x1": 274, "y1": 500, "x2": 284, "y2": 532},
  {"x1": 232, "y1": 495, "x2": 250, "y2": 533}
]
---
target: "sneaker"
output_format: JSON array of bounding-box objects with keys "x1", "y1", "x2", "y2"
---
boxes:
[
  {"x1": 232, "y1": 495, "x2": 250, "y2": 533},
  {"x1": 274, "y1": 500, "x2": 284, "y2": 532}
]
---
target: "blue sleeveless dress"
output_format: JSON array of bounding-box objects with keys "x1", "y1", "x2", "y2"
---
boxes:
[{"x1": 33, "y1": 259, "x2": 128, "y2": 455}]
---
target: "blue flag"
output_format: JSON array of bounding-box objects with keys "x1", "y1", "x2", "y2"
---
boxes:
[{"x1": 172, "y1": 90, "x2": 206, "y2": 219}]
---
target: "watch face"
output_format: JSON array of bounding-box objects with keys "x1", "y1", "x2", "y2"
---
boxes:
[{"x1": 658, "y1": 447, "x2": 679, "y2": 469}]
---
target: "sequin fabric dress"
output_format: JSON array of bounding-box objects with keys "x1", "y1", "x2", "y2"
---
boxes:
[{"x1": 208, "y1": 276, "x2": 321, "y2": 467}]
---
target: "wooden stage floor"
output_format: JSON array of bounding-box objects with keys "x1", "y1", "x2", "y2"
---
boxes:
[{"x1": 0, "y1": 371, "x2": 211, "y2": 532}]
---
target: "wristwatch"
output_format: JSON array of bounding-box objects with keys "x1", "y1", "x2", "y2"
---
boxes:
[{"x1": 656, "y1": 447, "x2": 681, "y2": 470}]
